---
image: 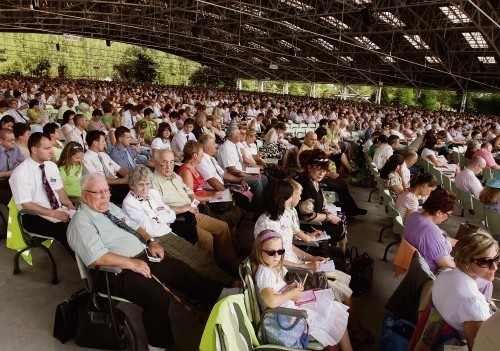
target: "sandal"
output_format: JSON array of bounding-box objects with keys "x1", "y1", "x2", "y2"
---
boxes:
[{"x1": 348, "y1": 325, "x2": 375, "y2": 344}]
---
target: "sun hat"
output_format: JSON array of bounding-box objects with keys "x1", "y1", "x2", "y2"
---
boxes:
[{"x1": 486, "y1": 172, "x2": 500, "y2": 189}]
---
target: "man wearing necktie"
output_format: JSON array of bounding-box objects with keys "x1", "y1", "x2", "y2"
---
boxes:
[
  {"x1": 170, "y1": 118, "x2": 196, "y2": 157},
  {"x1": 65, "y1": 114, "x2": 88, "y2": 151},
  {"x1": 0, "y1": 129, "x2": 25, "y2": 205},
  {"x1": 9, "y1": 133, "x2": 75, "y2": 256},
  {"x1": 109, "y1": 127, "x2": 154, "y2": 171},
  {"x1": 81, "y1": 130, "x2": 130, "y2": 204}
]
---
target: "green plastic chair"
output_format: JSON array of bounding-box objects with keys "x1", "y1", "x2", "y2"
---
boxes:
[
  {"x1": 472, "y1": 196, "x2": 486, "y2": 227},
  {"x1": 441, "y1": 175, "x2": 452, "y2": 192},
  {"x1": 383, "y1": 203, "x2": 405, "y2": 262},
  {"x1": 485, "y1": 209, "x2": 500, "y2": 234},
  {"x1": 458, "y1": 189, "x2": 474, "y2": 217}
]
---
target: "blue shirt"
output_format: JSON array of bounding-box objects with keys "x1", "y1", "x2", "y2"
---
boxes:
[
  {"x1": 0, "y1": 144, "x2": 25, "y2": 174},
  {"x1": 109, "y1": 145, "x2": 147, "y2": 171}
]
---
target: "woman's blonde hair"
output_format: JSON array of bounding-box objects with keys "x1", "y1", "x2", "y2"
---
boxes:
[
  {"x1": 286, "y1": 178, "x2": 303, "y2": 193},
  {"x1": 479, "y1": 186, "x2": 500, "y2": 207},
  {"x1": 183, "y1": 140, "x2": 203, "y2": 161},
  {"x1": 454, "y1": 230, "x2": 498, "y2": 274}
]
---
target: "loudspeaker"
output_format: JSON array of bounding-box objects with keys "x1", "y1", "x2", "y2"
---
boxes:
[
  {"x1": 362, "y1": 6, "x2": 372, "y2": 26},
  {"x1": 106, "y1": 40, "x2": 111, "y2": 47},
  {"x1": 56, "y1": 43, "x2": 60, "y2": 51}
]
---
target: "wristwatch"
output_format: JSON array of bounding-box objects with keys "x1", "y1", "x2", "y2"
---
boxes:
[{"x1": 146, "y1": 238, "x2": 157, "y2": 246}]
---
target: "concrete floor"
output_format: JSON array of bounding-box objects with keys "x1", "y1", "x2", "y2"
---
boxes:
[{"x1": 0, "y1": 183, "x2": 498, "y2": 351}]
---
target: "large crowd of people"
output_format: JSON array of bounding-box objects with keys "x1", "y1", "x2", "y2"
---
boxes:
[{"x1": 1, "y1": 75, "x2": 499, "y2": 351}]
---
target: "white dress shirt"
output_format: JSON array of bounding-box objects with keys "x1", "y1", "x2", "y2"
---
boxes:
[
  {"x1": 65, "y1": 128, "x2": 88, "y2": 150},
  {"x1": 6, "y1": 108, "x2": 29, "y2": 123},
  {"x1": 217, "y1": 140, "x2": 244, "y2": 171},
  {"x1": 373, "y1": 143, "x2": 394, "y2": 169},
  {"x1": 9, "y1": 158, "x2": 62, "y2": 210},
  {"x1": 122, "y1": 189, "x2": 177, "y2": 237},
  {"x1": 170, "y1": 130, "x2": 196, "y2": 156},
  {"x1": 82, "y1": 150, "x2": 120, "y2": 178},
  {"x1": 196, "y1": 154, "x2": 225, "y2": 189}
]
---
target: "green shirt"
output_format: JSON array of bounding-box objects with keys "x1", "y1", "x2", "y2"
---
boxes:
[
  {"x1": 139, "y1": 118, "x2": 156, "y2": 141},
  {"x1": 151, "y1": 170, "x2": 193, "y2": 207},
  {"x1": 59, "y1": 164, "x2": 82, "y2": 197},
  {"x1": 368, "y1": 144, "x2": 378, "y2": 158}
]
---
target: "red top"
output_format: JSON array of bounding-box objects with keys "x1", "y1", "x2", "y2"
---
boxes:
[{"x1": 177, "y1": 163, "x2": 207, "y2": 195}]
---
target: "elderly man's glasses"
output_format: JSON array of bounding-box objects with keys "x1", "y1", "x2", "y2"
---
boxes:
[
  {"x1": 471, "y1": 254, "x2": 500, "y2": 268},
  {"x1": 83, "y1": 188, "x2": 111, "y2": 196}
]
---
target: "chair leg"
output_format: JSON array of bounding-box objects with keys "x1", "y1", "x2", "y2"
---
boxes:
[
  {"x1": 124, "y1": 314, "x2": 137, "y2": 351},
  {"x1": 378, "y1": 224, "x2": 391, "y2": 243},
  {"x1": 383, "y1": 238, "x2": 401, "y2": 262},
  {"x1": 368, "y1": 188, "x2": 377, "y2": 202},
  {"x1": 13, "y1": 247, "x2": 30, "y2": 275},
  {"x1": 38, "y1": 245, "x2": 59, "y2": 284}
]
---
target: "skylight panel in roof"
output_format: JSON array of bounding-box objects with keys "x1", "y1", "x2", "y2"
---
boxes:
[
  {"x1": 277, "y1": 40, "x2": 301, "y2": 52},
  {"x1": 353, "y1": 0, "x2": 371, "y2": 4},
  {"x1": 279, "y1": 0, "x2": 313, "y2": 11},
  {"x1": 425, "y1": 56, "x2": 442, "y2": 64},
  {"x1": 354, "y1": 36, "x2": 380, "y2": 50},
  {"x1": 230, "y1": 3, "x2": 263, "y2": 16},
  {"x1": 462, "y1": 32, "x2": 488, "y2": 49},
  {"x1": 383, "y1": 55, "x2": 395, "y2": 63},
  {"x1": 311, "y1": 38, "x2": 337, "y2": 52},
  {"x1": 377, "y1": 12, "x2": 406, "y2": 28},
  {"x1": 220, "y1": 43, "x2": 243, "y2": 54},
  {"x1": 243, "y1": 24, "x2": 267, "y2": 36},
  {"x1": 439, "y1": 5, "x2": 471, "y2": 24},
  {"x1": 320, "y1": 16, "x2": 350, "y2": 30},
  {"x1": 340, "y1": 56, "x2": 353, "y2": 63},
  {"x1": 277, "y1": 57, "x2": 290, "y2": 63},
  {"x1": 248, "y1": 41, "x2": 271, "y2": 52},
  {"x1": 306, "y1": 56, "x2": 319, "y2": 62},
  {"x1": 403, "y1": 34, "x2": 430, "y2": 50},
  {"x1": 478, "y1": 56, "x2": 496, "y2": 64},
  {"x1": 280, "y1": 20, "x2": 305, "y2": 31},
  {"x1": 250, "y1": 57, "x2": 263, "y2": 63}
]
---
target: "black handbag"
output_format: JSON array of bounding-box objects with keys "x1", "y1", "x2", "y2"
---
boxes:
[
  {"x1": 208, "y1": 201, "x2": 234, "y2": 215},
  {"x1": 348, "y1": 246, "x2": 374, "y2": 296},
  {"x1": 75, "y1": 272, "x2": 127, "y2": 350},
  {"x1": 53, "y1": 289, "x2": 90, "y2": 343}
]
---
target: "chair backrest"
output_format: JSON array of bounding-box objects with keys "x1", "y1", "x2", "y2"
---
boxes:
[
  {"x1": 458, "y1": 189, "x2": 474, "y2": 212},
  {"x1": 482, "y1": 167, "x2": 493, "y2": 181},
  {"x1": 441, "y1": 175, "x2": 452, "y2": 192},
  {"x1": 430, "y1": 167, "x2": 443, "y2": 185},
  {"x1": 239, "y1": 258, "x2": 262, "y2": 329},
  {"x1": 485, "y1": 209, "x2": 500, "y2": 234},
  {"x1": 75, "y1": 254, "x2": 93, "y2": 292},
  {"x1": 382, "y1": 189, "x2": 393, "y2": 208},
  {"x1": 472, "y1": 196, "x2": 486, "y2": 225}
]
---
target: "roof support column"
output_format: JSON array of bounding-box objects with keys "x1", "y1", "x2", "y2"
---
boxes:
[
  {"x1": 283, "y1": 82, "x2": 289, "y2": 95},
  {"x1": 236, "y1": 78, "x2": 243, "y2": 90},
  {"x1": 309, "y1": 83, "x2": 316, "y2": 98},
  {"x1": 460, "y1": 91, "x2": 468, "y2": 113},
  {"x1": 341, "y1": 85, "x2": 347, "y2": 100},
  {"x1": 257, "y1": 80, "x2": 264, "y2": 93},
  {"x1": 375, "y1": 86, "x2": 382, "y2": 105}
]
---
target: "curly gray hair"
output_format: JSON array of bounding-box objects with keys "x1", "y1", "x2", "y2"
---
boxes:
[{"x1": 128, "y1": 164, "x2": 153, "y2": 187}]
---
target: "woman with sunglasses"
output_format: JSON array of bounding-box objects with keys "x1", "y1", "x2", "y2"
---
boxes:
[
  {"x1": 431, "y1": 230, "x2": 498, "y2": 349},
  {"x1": 404, "y1": 187, "x2": 458, "y2": 273}
]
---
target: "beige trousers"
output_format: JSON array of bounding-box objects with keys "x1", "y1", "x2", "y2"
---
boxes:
[{"x1": 195, "y1": 213, "x2": 236, "y2": 262}]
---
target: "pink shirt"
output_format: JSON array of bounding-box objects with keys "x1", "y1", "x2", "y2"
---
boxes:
[{"x1": 472, "y1": 149, "x2": 497, "y2": 168}]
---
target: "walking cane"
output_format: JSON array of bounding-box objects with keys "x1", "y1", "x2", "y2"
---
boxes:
[{"x1": 151, "y1": 274, "x2": 206, "y2": 324}]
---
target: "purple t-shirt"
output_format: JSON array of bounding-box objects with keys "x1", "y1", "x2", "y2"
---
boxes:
[{"x1": 404, "y1": 212, "x2": 452, "y2": 273}]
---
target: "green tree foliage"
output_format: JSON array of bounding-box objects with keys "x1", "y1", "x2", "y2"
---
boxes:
[
  {"x1": 393, "y1": 88, "x2": 415, "y2": 106},
  {"x1": 418, "y1": 90, "x2": 439, "y2": 110},
  {"x1": 57, "y1": 63, "x2": 68, "y2": 78},
  {"x1": 113, "y1": 48, "x2": 158, "y2": 83},
  {"x1": 31, "y1": 59, "x2": 51, "y2": 76},
  {"x1": 189, "y1": 66, "x2": 235, "y2": 89}
]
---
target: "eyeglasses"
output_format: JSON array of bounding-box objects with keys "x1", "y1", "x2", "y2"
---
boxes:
[
  {"x1": 134, "y1": 182, "x2": 151, "y2": 190},
  {"x1": 471, "y1": 253, "x2": 500, "y2": 268},
  {"x1": 262, "y1": 249, "x2": 286, "y2": 256},
  {"x1": 443, "y1": 211, "x2": 452, "y2": 219},
  {"x1": 2, "y1": 138, "x2": 15, "y2": 143},
  {"x1": 83, "y1": 188, "x2": 111, "y2": 196}
]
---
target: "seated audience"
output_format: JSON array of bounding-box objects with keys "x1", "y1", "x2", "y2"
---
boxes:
[
  {"x1": 121, "y1": 165, "x2": 239, "y2": 288},
  {"x1": 65, "y1": 114, "x2": 88, "y2": 151},
  {"x1": 404, "y1": 188, "x2": 457, "y2": 273},
  {"x1": 0, "y1": 128, "x2": 25, "y2": 204},
  {"x1": 379, "y1": 154, "x2": 408, "y2": 201},
  {"x1": 171, "y1": 117, "x2": 196, "y2": 157},
  {"x1": 109, "y1": 126, "x2": 153, "y2": 171},
  {"x1": 9, "y1": 132, "x2": 75, "y2": 256},
  {"x1": 432, "y1": 231, "x2": 498, "y2": 349},
  {"x1": 473, "y1": 142, "x2": 500, "y2": 171},
  {"x1": 263, "y1": 122, "x2": 297, "y2": 168},
  {"x1": 464, "y1": 140, "x2": 480, "y2": 160},
  {"x1": 150, "y1": 123, "x2": 172, "y2": 159},
  {"x1": 67, "y1": 173, "x2": 224, "y2": 351},
  {"x1": 43, "y1": 122, "x2": 64, "y2": 161},
  {"x1": 13, "y1": 122, "x2": 30, "y2": 159},
  {"x1": 455, "y1": 156, "x2": 486, "y2": 198},
  {"x1": 139, "y1": 107, "x2": 157, "y2": 144},
  {"x1": 88, "y1": 109, "x2": 106, "y2": 132},
  {"x1": 0, "y1": 115, "x2": 15, "y2": 131},
  {"x1": 59, "y1": 110, "x2": 76, "y2": 140},
  {"x1": 82, "y1": 130, "x2": 129, "y2": 204},
  {"x1": 151, "y1": 149, "x2": 236, "y2": 262},
  {"x1": 395, "y1": 173, "x2": 438, "y2": 222},
  {"x1": 373, "y1": 135, "x2": 399, "y2": 169},
  {"x1": 479, "y1": 173, "x2": 500, "y2": 214},
  {"x1": 57, "y1": 141, "x2": 84, "y2": 200}
]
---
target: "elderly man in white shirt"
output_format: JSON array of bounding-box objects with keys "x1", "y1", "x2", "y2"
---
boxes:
[
  {"x1": 9, "y1": 132, "x2": 75, "y2": 256},
  {"x1": 454, "y1": 156, "x2": 486, "y2": 198},
  {"x1": 217, "y1": 126, "x2": 267, "y2": 216},
  {"x1": 81, "y1": 130, "x2": 129, "y2": 203}
]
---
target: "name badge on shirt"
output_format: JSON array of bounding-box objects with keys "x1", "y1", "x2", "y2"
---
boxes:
[
  {"x1": 157, "y1": 206, "x2": 165, "y2": 211},
  {"x1": 50, "y1": 177, "x2": 57, "y2": 183}
]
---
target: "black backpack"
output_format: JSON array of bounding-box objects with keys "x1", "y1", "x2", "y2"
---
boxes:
[{"x1": 348, "y1": 246, "x2": 374, "y2": 296}]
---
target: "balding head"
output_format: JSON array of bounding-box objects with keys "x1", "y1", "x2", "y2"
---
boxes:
[
  {"x1": 154, "y1": 149, "x2": 175, "y2": 177},
  {"x1": 469, "y1": 156, "x2": 487, "y2": 175},
  {"x1": 303, "y1": 132, "x2": 318, "y2": 148}
]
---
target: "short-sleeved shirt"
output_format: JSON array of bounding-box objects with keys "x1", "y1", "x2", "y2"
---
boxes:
[
  {"x1": 381, "y1": 172, "x2": 403, "y2": 200},
  {"x1": 151, "y1": 170, "x2": 193, "y2": 207},
  {"x1": 122, "y1": 189, "x2": 176, "y2": 237},
  {"x1": 454, "y1": 167, "x2": 483, "y2": 198},
  {"x1": 67, "y1": 202, "x2": 142, "y2": 267},
  {"x1": 473, "y1": 149, "x2": 497, "y2": 168},
  {"x1": 217, "y1": 140, "x2": 244, "y2": 171},
  {"x1": 395, "y1": 190, "x2": 419, "y2": 221},
  {"x1": 170, "y1": 130, "x2": 196, "y2": 156},
  {"x1": 0, "y1": 144, "x2": 25, "y2": 175},
  {"x1": 404, "y1": 212, "x2": 452, "y2": 273},
  {"x1": 196, "y1": 154, "x2": 225, "y2": 189},
  {"x1": 432, "y1": 268, "x2": 492, "y2": 339},
  {"x1": 150, "y1": 138, "x2": 171, "y2": 151},
  {"x1": 65, "y1": 128, "x2": 88, "y2": 150},
  {"x1": 59, "y1": 165, "x2": 82, "y2": 197},
  {"x1": 373, "y1": 143, "x2": 393, "y2": 169},
  {"x1": 9, "y1": 158, "x2": 63, "y2": 210},
  {"x1": 82, "y1": 150, "x2": 120, "y2": 178}
]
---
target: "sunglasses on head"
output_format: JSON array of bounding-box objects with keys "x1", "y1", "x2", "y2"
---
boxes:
[
  {"x1": 262, "y1": 249, "x2": 286, "y2": 257},
  {"x1": 471, "y1": 253, "x2": 500, "y2": 268},
  {"x1": 312, "y1": 158, "x2": 329, "y2": 163}
]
